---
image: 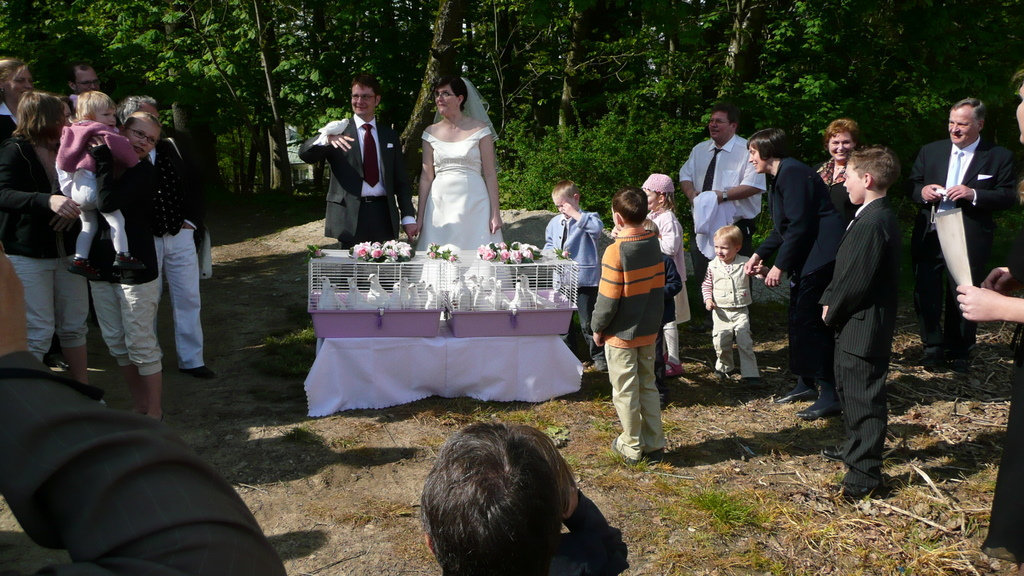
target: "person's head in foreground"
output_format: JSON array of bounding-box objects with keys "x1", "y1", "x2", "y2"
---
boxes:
[{"x1": 421, "y1": 422, "x2": 564, "y2": 576}]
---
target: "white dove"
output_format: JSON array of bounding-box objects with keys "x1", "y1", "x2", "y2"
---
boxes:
[
  {"x1": 365, "y1": 274, "x2": 388, "y2": 307},
  {"x1": 317, "y1": 277, "x2": 340, "y2": 310}
]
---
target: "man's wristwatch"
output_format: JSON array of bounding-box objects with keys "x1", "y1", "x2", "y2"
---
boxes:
[{"x1": 721, "y1": 190, "x2": 728, "y2": 201}]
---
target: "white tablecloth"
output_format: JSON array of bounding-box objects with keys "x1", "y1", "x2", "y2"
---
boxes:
[{"x1": 304, "y1": 325, "x2": 583, "y2": 416}]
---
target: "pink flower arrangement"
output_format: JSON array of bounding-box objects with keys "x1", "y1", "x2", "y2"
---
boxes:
[
  {"x1": 349, "y1": 240, "x2": 413, "y2": 263},
  {"x1": 477, "y1": 242, "x2": 541, "y2": 264},
  {"x1": 426, "y1": 243, "x2": 460, "y2": 262}
]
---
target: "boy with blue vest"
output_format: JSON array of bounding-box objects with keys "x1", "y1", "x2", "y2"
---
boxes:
[{"x1": 545, "y1": 180, "x2": 606, "y2": 370}]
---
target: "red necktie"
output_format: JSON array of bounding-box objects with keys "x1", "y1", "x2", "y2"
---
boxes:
[{"x1": 362, "y1": 124, "x2": 380, "y2": 187}]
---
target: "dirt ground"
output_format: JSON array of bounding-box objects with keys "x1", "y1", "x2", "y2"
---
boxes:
[{"x1": 1, "y1": 195, "x2": 1020, "y2": 575}]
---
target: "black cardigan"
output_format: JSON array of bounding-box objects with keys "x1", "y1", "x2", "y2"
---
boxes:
[{"x1": 0, "y1": 137, "x2": 77, "y2": 258}]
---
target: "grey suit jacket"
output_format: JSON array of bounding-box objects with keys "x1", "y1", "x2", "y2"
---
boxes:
[
  {"x1": 820, "y1": 198, "x2": 901, "y2": 358},
  {"x1": 298, "y1": 119, "x2": 414, "y2": 244}
]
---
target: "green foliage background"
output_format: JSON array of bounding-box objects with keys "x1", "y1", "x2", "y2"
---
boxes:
[{"x1": 3, "y1": 0, "x2": 1024, "y2": 223}]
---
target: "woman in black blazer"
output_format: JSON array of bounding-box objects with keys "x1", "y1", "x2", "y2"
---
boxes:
[
  {"x1": 744, "y1": 128, "x2": 845, "y2": 420},
  {"x1": 0, "y1": 90, "x2": 88, "y2": 382}
]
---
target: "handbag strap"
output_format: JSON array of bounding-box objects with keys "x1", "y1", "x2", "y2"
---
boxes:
[{"x1": 0, "y1": 367, "x2": 105, "y2": 401}]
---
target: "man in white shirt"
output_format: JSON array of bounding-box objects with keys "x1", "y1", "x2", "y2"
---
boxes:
[{"x1": 679, "y1": 103, "x2": 766, "y2": 330}]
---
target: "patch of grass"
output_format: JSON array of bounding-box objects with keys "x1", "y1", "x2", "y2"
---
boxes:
[
  {"x1": 688, "y1": 488, "x2": 765, "y2": 530},
  {"x1": 338, "y1": 497, "x2": 417, "y2": 528},
  {"x1": 283, "y1": 425, "x2": 325, "y2": 447},
  {"x1": 256, "y1": 326, "x2": 316, "y2": 377}
]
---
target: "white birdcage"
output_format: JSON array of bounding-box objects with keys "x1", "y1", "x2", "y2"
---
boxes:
[
  {"x1": 308, "y1": 250, "x2": 451, "y2": 337},
  {"x1": 444, "y1": 250, "x2": 579, "y2": 337}
]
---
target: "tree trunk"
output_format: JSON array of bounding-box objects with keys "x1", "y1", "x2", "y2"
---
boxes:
[
  {"x1": 723, "y1": 0, "x2": 767, "y2": 96},
  {"x1": 400, "y1": 0, "x2": 466, "y2": 178},
  {"x1": 253, "y1": 0, "x2": 292, "y2": 191},
  {"x1": 559, "y1": 6, "x2": 592, "y2": 131}
]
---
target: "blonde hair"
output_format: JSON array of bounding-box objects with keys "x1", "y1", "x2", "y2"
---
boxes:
[
  {"x1": 75, "y1": 90, "x2": 115, "y2": 122},
  {"x1": 714, "y1": 225, "x2": 743, "y2": 247},
  {"x1": 552, "y1": 179, "x2": 580, "y2": 200}
]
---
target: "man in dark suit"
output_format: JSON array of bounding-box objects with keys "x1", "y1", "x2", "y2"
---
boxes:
[
  {"x1": 299, "y1": 74, "x2": 416, "y2": 247},
  {"x1": 910, "y1": 98, "x2": 1016, "y2": 373},
  {"x1": 820, "y1": 146, "x2": 902, "y2": 500}
]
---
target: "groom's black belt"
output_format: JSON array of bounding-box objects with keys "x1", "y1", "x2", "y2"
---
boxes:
[{"x1": 360, "y1": 195, "x2": 386, "y2": 203}]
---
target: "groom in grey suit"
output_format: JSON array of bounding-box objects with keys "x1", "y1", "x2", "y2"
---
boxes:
[{"x1": 299, "y1": 74, "x2": 417, "y2": 247}]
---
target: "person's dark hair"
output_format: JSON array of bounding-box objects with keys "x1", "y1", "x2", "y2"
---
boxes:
[
  {"x1": 12, "y1": 91, "x2": 64, "y2": 145},
  {"x1": 421, "y1": 422, "x2": 562, "y2": 576},
  {"x1": 351, "y1": 74, "x2": 381, "y2": 96},
  {"x1": 747, "y1": 128, "x2": 790, "y2": 160},
  {"x1": 117, "y1": 95, "x2": 158, "y2": 125},
  {"x1": 433, "y1": 76, "x2": 468, "y2": 111},
  {"x1": 711, "y1": 102, "x2": 740, "y2": 125},
  {"x1": 951, "y1": 97, "x2": 986, "y2": 122},
  {"x1": 66, "y1": 62, "x2": 93, "y2": 83},
  {"x1": 612, "y1": 186, "x2": 648, "y2": 225},
  {"x1": 848, "y1": 145, "x2": 901, "y2": 191}
]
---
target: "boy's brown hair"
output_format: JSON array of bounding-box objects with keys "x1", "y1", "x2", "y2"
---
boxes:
[
  {"x1": 848, "y1": 145, "x2": 900, "y2": 192},
  {"x1": 713, "y1": 225, "x2": 743, "y2": 248},
  {"x1": 612, "y1": 186, "x2": 648, "y2": 225},
  {"x1": 552, "y1": 180, "x2": 579, "y2": 201}
]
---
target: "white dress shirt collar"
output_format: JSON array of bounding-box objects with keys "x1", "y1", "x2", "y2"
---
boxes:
[{"x1": 0, "y1": 101, "x2": 15, "y2": 123}]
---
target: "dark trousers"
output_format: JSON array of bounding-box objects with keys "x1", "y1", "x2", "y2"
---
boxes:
[
  {"x1": 834, "y1": 347, "x2": 889, "y2": 490},
  {"x1": 983, "y1": 360, "x2": 1024, "y2": 562},
  {"x1": 340, "y1": 198, "x2": 394, "y2": 248},
  {"x1": 912, "y1": 232, "x2": 977, "y2": 360},
  {"x1": 689, "y1": 218, "x2": 755, "y2": 326},
  {"x1": 564, "y1": 286, "x2": 605, "y2": 366},
  {"x1": 789, "y1": 264, "x2": 835, "y2": 383},
  {"x1": 654, "y1": 329, "x2": 666, "y2": 396}
]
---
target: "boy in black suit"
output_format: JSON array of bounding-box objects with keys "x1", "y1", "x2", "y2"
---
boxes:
[{"x1": 819, "y1": 146, "x2": 902, "y2": 500}]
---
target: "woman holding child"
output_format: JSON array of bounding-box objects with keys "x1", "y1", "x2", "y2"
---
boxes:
[
  {"x1": 416, "y1": 76, "x2": 502, "y2": 249},
  {"x1": 87, "y1": 111, "x2": 165, "y2": 419},
  {"x1": 744, "y1": 128, "x2": 845, "y2": 421},
  {"x1": 0, "y1": 90, "x2": 89, "y2": 383}
]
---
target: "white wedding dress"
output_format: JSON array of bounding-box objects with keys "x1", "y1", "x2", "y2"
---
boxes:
[{"x1": 418, "y1": 127, "x2": 503, "y2": 250}]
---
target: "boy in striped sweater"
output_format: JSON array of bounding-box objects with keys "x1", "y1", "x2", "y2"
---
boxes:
[{"x1": 593, "y1": 187, "x2": 667, "y2": 465}]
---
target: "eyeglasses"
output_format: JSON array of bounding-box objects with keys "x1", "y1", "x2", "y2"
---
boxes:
[
  {"x1": 351, "y1": 94, "x2": 376, "y2": 101},
  {"x1": 434, "y1": 91, "x2": 454, "y2": 99},
  {"x1": 708, "y1": 118, "x2": 730, "y2": 125},
  {"x1": 76, "y1": 79, "x2": 100, "y2": 87},
  {"x1": 129, "y1": 128, "x2": 157, "y2": 145}
]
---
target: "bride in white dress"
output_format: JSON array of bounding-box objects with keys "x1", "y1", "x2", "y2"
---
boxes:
[{"x1": 416, "y1": 76, "x2": 503, "y2": 249}]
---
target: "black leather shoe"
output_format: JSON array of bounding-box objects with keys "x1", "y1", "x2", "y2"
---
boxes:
[
  {"x1": 642, "y1": 448, "x2": 665, "y2": 463},
  {"x1": 821, "y1": 446, "x2": 843, "y2": 462},
  {"x1": 796, "y1": 402, "x2": 842, "y2": 421},
  {"x1": 949, "y1": 358, "x2": 970, "y2": 373},
  {"x1": 921, "y1": 351, "x2": 943, "y2": 369},
  {"x1": 774, "y1": 388, "x2": 818, "y2": 404},
  {"x1": 841, "y1": 483, "x2": 882, "y2": 501},
  {"x1": 179, "y1": 365, "x2": 217, "y2": 379}
]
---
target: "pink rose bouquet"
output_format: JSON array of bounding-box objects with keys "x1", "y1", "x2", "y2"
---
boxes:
[{"x1": 349, "y1": 240, "x2": 413, "y2": 263}]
